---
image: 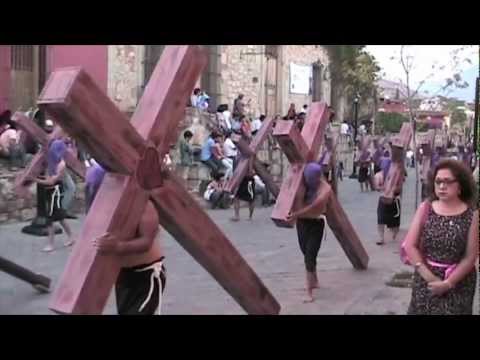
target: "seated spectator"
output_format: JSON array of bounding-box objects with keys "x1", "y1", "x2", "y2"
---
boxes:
[
  {"x1": 300, "y1": 104, "x2": 308, "y2": 115},
  {"x1": 203, "y1": 172, "x2": 229, "y2": 209},
  {"x1": 233, "y1": 94, "x2": 246, "y2": 119},
  {"x1": 179, "y1": 130, "x2": 194, "y2": 189},
  {"x1": 240, "y1": 115, "x2": 252, "y2": 140},
  {"x1": 200, "y1": 132, "x2": 224, "y2": 173},
  {"x1": 253, "y1": 165, "x2": 275, "y2": 207},
  {"x1": 223, "y1": 131, "x2": 238, "y2": 164},
  {"x1": 212, "y1": 135, "x2": 233, "y2": 180},
  {"x1": 295, "y1": 113, "x2": 306, "y2": 131},
  {"x1": 190, "y1": 88, "x2": 201, "y2": 108},
  {"x1": 217, "y1": 104, "x2": 232, "y2": 134},
  {"x1": 197, "y1": 91, "x2": 210, "y2": 111},
  {"x1": 285, "y1": 103, "x2": 296, "y2": 120},
  {"x1": 251, "y1": 115, "x2": 265, "y2": 137}
]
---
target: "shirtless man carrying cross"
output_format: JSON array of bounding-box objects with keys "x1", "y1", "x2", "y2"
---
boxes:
[{"x1": 88, "y1": 163, "x2": 166, "y2": 315}]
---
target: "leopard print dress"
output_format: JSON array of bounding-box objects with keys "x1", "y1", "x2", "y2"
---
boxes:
[{"x1": 407, "y1": 206, "x2": 477, "y2": 315}]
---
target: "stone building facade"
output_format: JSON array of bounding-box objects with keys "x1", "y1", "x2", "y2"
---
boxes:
[{"x1": 123, "y1": 45, "x2": 334, "y2": 118}]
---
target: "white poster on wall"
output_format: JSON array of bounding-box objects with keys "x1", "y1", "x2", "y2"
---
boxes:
[{"x1": 289, "y1": 63, "x2": 312, "y2": 95}]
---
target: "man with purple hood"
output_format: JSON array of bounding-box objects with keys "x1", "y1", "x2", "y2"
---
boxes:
[
  {"x1": 287, "y1": 162, "x2": 333, "y2": 303},
  {"x1": 33, "y1": 139, "x2": 74, "y2": 252},
  {"x1": 85, "y1": 159, "x2": 106, "y2": 213}
]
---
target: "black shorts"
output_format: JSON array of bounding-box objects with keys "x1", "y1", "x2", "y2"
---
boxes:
[
  {"x1": 115, "y1": 257, "x2": 166, "y2": 315},
  {"x1": 236, "y1": 176, "x2": 255, "y2": 202},
  {"x1": 373, "y1": 164, "x2": 381, "y2": 174},
  {"x1": 358, "y1": 167, "x2": 369, "y2": 183},
  {"x1": 45, "y1": 184, "x2": 67, "y2": 225},
  {"x1": 377, "y1": 197, "x2": 401, "y2": 228}
]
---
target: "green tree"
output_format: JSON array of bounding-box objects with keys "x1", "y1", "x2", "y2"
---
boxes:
[
  {"x1": 450, "y1": 108, "x2": 467, "y2": 127},
  {"x1": 375, "y1": 112, "x2": 409, "y2": 134}
]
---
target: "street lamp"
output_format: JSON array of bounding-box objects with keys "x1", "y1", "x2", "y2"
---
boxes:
[{"x1": 349, "y1": 94, "x2": 360, "y2": 179}]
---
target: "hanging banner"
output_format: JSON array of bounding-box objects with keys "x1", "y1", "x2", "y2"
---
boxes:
[{"x1": 289, "y1": 63, "x2": 312, "y2": 95}]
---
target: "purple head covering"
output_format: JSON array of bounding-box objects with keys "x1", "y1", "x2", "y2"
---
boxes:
[
  {"x1": 304, "y1": 162, "x2": 323, "y2": 204},
  {"x1": 86, "y1": 159, "x2": 106, "y2": 199},
  {"x1": 47, "y1": 140, "x2": 67, "y2": 176}
]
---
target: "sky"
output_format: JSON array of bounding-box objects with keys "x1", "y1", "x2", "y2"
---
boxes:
[{"x1": 366, "y1": 45, "x2": 478, "y2": 101}]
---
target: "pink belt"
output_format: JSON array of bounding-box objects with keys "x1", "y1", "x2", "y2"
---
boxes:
[{"x1": 426, "y1": 259, "x2": 457, "y2": 280}]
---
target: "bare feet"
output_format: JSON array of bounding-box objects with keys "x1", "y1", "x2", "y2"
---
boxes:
[
  {"x1": 63, "y1": 239, "x2": 75, "y2": 247},
  {"x1": 303, "y1": 290, "x2": 315, "y2": 303},
  {"x1": 41, "y1": 244, "x2": 54, "y2": 253}
]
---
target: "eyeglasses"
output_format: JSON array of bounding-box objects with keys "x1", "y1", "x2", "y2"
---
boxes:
[{"x1": 434, "y1": 178, "x2": 457, "y2": 186}]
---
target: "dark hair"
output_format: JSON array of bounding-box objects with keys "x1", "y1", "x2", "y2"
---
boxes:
[
  {"x1": 193, "y1": 88, "x2": 201, "y2": 95},
  {"x1": 184, "y1": 130, "x2": 193, "y2": 139},
  {"x1": 212, "y1": 171, "x2": 225, "y2": 181},
  {"x1": 212, "y1": 132, "x2": 222, "y2": 140},
  {"x1": 259, "y1": 115, "x2": 266, "y2": 121},
  {"x1": 427, "y1": 159, "x2": 477, "y2": 206}
]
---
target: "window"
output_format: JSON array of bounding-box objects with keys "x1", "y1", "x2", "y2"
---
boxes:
[
  {"x1": 265, "y1": 45, "x2": 278, "y2": 59},
  {"x1": 11, "y1": 45, "x2": 33, "y2": 71}
]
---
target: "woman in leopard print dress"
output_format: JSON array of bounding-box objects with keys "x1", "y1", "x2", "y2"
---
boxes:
[{"x1": 404, "y1": 159, "x2": 478, "y2": 315}]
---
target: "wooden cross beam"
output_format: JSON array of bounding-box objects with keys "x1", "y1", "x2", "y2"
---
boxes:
[
  {"x1": 40, "y1": 46, "x2": 280, "y2": 315},
  {"x1": 0, "y1": 255, "x2": 51, "y2": 293},
  {"x1": 417, "y1": 130, "x2": 435, "y2": 182},
  {"x1": 383, "y1": 123, "x2": 413, "y2": 199},
  {"x1": 225, "y1": 117, "x2": 279, "y2": 198},
  {"x1": 11, "y1": 113, "x2": 86, "y2": 198},
  {"x1": 271, "y1": 102, "x2": 369, "y2": 270}
]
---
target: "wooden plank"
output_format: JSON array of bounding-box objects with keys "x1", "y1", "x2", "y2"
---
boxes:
[
  {"x1": 0, "y1": 256, "x2": 51, "y2": 293},
  {"x1": 325, "y1": 196, "x2": 369, "y2": 269},
  {"x1": 300, "y1": 102, "x2": 331, "y2": 160},
  {"x1": 149, "y1": 171, "x2": 281, "y2": 315},
  {"x1": 273, "y1": 120, "x2": 309, "y2": 163},
  {"x1": 11, "y1": 112, "x2": 48, "y2": 146},
  {"x1": 271, "y1": 163, "x2": 305, "y2": 227},
  {"x1": 38, "y1": 67, "x2": 146, "y2": 174},
  {"x1": 14, "y1": 151, "x2": 46, "y2": 196},
  {"x1": 132, "y1": 46, "x2": 208, "y2": 155},
  {"x1": 225, "y1": 118, "x2": 274, "y2": 194},
  {"x1": 49, "y1": 173, "x2": 150, "y2": 314}
]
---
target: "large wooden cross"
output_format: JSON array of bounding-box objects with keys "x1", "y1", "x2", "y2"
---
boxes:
[
  {"x1": 40, "y1": 46, "x2": 280, "y2": 315},
  {"x1": 12, "y1": 113, "x2": 86, "y2": 198},
  {"x1": 225, "y1": 117, "x2": 279, "y2": 198},
  {"x1": 270, "y1": 103, "x2": 369, "y2": 270},
  {"x1": 382, "y1": 123, "x2": 413, "y2": 199}
]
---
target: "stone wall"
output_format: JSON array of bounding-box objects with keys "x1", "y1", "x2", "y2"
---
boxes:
[
  {"x1": 219, "y1": 45, "x2": 264, "y2": 118},
  {"x1": 281, "y1": 45, "x2": 331, "y2": 115},
  {"x1": 107, "y1": 45, "x2": 144, "y2": 114}
]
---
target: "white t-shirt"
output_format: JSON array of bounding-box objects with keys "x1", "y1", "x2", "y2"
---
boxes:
[
  {"x1": 251, "y1": 118, "x2": 263, "y2": 132},
  {"x1": 340, "y1": 123, "x2": 349, "y2": 135},
  {"x1": 222, "y1": 110, "x2": 232, "y2": 130},
  {"x1": 254, "y1": 175, "x2": 265, "y2": 188},
  {"x1": 0, "y1": 129, "x2": 18, "y2": 152},
  {"x1": 223, "y1": 138, "x2": 237, "y2": 157}
]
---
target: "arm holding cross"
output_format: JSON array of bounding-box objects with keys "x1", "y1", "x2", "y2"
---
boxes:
[
  {"x1": 35, "y1": 161, "x2": 66, "y2": 186},
  {"x1": 288, "y1": 179, "x2": 332, "y2": 221}
]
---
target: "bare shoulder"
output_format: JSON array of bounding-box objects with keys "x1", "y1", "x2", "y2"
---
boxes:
[{"x1": 139, "y1": 201, "x2": 159, "y2": 236}]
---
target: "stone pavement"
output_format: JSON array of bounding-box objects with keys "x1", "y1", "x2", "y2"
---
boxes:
[{"x1": 0, "y1": 168, "x2": 478, "y2": 315}]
